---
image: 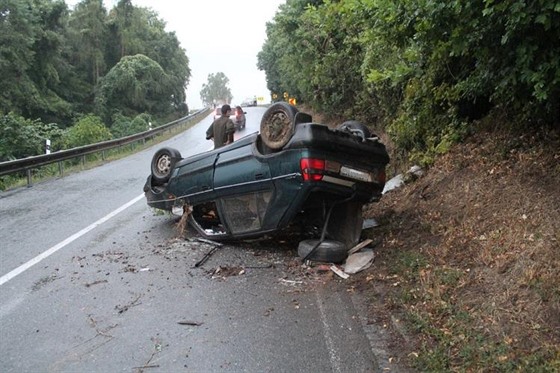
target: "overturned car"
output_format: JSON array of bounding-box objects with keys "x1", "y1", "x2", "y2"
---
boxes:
[{"x1": 144, "y1": 102, "x2": 390, "y2": 262}]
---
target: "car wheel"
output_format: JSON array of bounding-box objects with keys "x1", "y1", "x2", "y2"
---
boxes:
[
  {"x1": 336, "y1": 120, "x2": 372, "y2": 141},
  {"x1": 298, "y1": 239, "x2": 348, "y2": 263},
  {"x1": 260, "y1": 102, "x2": 298, "y2": 150},
  {"x1": 151, "y1": 147, "x2": 181, "y2": 185}
]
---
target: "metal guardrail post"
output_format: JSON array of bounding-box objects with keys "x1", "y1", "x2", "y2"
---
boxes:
[{"x1": 26, "y1": 169, "x2": 32, "y2": 187}]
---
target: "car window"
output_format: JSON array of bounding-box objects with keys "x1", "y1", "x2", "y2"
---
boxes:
[
  {"x1": 221, "y1": 191, "x2": 272, "y2": 234},
  {"x1": 190, "y1": 201, "x2": 226, "y2": 236}
]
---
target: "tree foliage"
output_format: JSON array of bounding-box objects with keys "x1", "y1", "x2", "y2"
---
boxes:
[
  {"x1": 0, "y1": 113, "x2": 64, "y2": 162},
  {"x1": 200, "y1": 72, "x2": 233, "y2": 106},
  {"x1": 259, "y1": 0, "x2": 560, "y2": 161},
  {"x1": 61, "y1": 114, "x2": 112, "y2": 149},
  {"x1": 0, "y1": 0, "x2": 191, "y2": 159},
  {"x1": 95, "y1": 54, "x2": 172, "y2": 122}
]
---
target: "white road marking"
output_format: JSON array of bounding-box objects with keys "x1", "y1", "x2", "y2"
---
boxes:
[
  {"x1": 316, "y1": 291, "x2": 342, "y2": 373},
  {"x1": 0, "y1": 194, "x2": 144, "y2": 286}
]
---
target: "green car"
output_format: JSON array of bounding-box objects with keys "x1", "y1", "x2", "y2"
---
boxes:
[{"x1": 144, "y1": 103, "x2": 390, "y2": 262}]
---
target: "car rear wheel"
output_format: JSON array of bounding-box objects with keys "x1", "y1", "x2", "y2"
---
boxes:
[
  {"x1": 260, "y1": 102, "x2": 298, "y2": 150},
  {"x1": 336, "y1": 120, "x2": 371, "y2": 141},
  {"x1": 298, "y1": 239, "x2": 348, "y2": 263},
  {"x1": 151, "y1": 147, "x2": 182, "y2": 185}
]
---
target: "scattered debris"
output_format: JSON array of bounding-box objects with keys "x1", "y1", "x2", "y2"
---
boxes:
[
  {"x1": 177, "y1": 320, "x2": 203, "y2": 326},
  {"x1": 194, "y1": 241, "x2": 223, "y2": 268},
  {"x1": 330, "y1": 265, "x2": 350, "y2": 279},
  {"x1": 383, "y1": 165, "x2": 423, "y2": 194},
  {"x1": 348, "y1": 238, "x2": 374, "y2": 255},
  {"x1": 115, "y1": 294, "x2": 142, "y2": 314},
  {"x1": 343, "y1": 249, "x2": 375, "y2": 274},
  {"x1": 279, "y1": 279, "x2": 303, "y2": 285},
  {"x1": 194, "y1": 238, "x2": 223, "y2": 246},
  {"x1": 211, "y1": 266, "x2": 245, "y2": 278},
  {"x1": 85, "y1": 280, "x2": 108, "y2": 288},
  {"x1": 362, "y1": 218, "x2": 379, "y2": 229},
  {"x1": 175, "y1": 204, "x2": 193, "y2": 236},
  {"x1": 32, "y1": 273, "x2": 61, "y2": 291}
]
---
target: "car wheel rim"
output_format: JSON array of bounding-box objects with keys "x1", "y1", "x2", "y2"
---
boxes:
[
  {"x1": 156, "y1": 155, "x2": 171, "y2": 176},
  {"x1": 265, "y1": 112, "x2": 290, "y2": 142}
]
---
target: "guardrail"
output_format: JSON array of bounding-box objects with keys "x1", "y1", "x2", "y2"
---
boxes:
[{"x1": 0, "y1": 108, "x2": 210, "y2": 186}]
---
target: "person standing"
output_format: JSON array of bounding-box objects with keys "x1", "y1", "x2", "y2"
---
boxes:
[{"x1": 206, "y1": 104, "x2": 235, "y2": 149}]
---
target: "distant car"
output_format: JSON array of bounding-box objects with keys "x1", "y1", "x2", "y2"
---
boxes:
[
  {"x1": 241, "y1": 98, "x2": 257, "y2": 107},
  {"x1": 144, "y1": 102, "x2": 390, "y2": 262},
  {"x1": 212, "y1": 107, "x2": 224, "y2": 121},
  {"x1": 213, "y1": 106, "x2": 245, "y2": 130}
]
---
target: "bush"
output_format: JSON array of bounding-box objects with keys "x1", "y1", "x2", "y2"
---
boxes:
[
  {"x1": 61, "y1": 114, "x2": 112, "y2": 149},
  {"x1": 0, "y1": 112, "x2": 64, "y2": 161},
  {"x1": 111, "y1": 112, "x2": 152, "y2": 138}
]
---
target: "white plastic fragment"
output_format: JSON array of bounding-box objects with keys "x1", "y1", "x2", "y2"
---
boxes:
[
  {"x1": 343, "y1": 249, "x2": 375, "y2": 274},
  {"x1": 330, "y1": 265, "x2": 349, "y2": 279}
]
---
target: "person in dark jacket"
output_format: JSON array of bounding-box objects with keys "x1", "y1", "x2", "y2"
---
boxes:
[{"x1": 206, "y1": 104, "x2": 235, "y2": 149}]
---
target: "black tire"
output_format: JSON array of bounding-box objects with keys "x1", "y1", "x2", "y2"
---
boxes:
[
  {"x1": 336, "y1": 120, "x2": 371, "y2": 141},
  {"x1": 150, "y1": 147, "x2": 182, "y2": 185},
  {"x1": 260, "y1": 102, "x2": 298, "y2": 150},
  {"x1": 298, "y1": 239, "x2": 348, "y2": 263}
]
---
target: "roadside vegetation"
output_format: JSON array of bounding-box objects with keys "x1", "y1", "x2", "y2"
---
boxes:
[
  {"x1": 258, "y1": 1, "x2": 560, "y2": 371},
  {"x1": 360, "y1": 123, "x2": 559, "y2": 371},
  {"x1": 0, "y1": 111, "x2": 207, "y2": 191},
  {"x1": 258, "y1": 0, "x2": 559, "y2": 167}
]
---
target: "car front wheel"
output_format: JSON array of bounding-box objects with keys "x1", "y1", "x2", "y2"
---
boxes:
[{"x1": 150, "y1": 147, "x2": 182, "y2": 185}]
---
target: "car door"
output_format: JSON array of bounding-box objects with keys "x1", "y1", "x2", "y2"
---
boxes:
[{"x1": 213, "y1": 144, "x2": 274, "y2": 235}]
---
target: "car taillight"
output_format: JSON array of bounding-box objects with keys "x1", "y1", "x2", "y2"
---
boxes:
[{"x1": 300, "y1": 158, "x2": 325, "y2": 181}]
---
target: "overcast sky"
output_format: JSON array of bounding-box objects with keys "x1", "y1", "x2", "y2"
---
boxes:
[{"x1": 66, "y1": 0, "x2": 286, "y2": 109}]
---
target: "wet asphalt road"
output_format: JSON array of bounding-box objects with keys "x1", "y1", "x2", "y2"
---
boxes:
[{"x1": 0, "y1": 108, "x2": 391, "y2": 372}]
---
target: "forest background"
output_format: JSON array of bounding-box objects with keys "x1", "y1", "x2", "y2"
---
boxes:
[{"x1": 1, "y1": 0, "x2": 191, "y2": 162}]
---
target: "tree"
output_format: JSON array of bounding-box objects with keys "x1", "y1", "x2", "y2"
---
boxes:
[
  {"x1": 0, "y1": 0, "x2": 38, "y2": 115},
  {"x1": 200, "y1": 72, "x2": 233, "y2": 107},
  {"x1": 95, "y1": 54, "x2": 172, "y2": 123},
  {"x1": 67, "y1": 0, "x2": 108, "y2": 87},
  {"x1": 106, "y1": 4, "x2": 191, "y2": 113},
  {"x1": 0, "y1": 0, "x2": 73, "y2": 124}
]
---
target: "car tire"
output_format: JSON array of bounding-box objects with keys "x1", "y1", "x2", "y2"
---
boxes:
[
  {"x1": 151, "y1": 147, "x2": 182, "y2": 185},
  {"x1": 336, "y1": 120, "x2": 371, "y2": 141},
  {"x1": 298, "y1": 239, "x2": 348, "y2": 263},
  {"x1": 260, "y1": 102, "x2": 298, "y2": 150}
]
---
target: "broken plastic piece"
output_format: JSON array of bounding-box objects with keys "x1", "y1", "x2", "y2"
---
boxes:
[
  {"x1": 343, "y1": 249, "x2": 375, "y2": 274},
  {"x1": 330, "y1": 265, "x2": 349, "y2": 279}
]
